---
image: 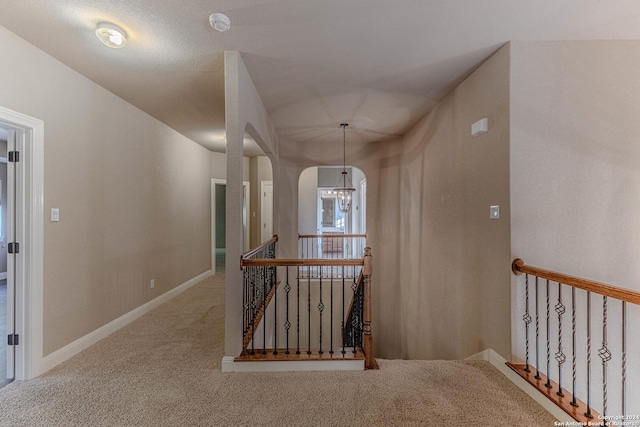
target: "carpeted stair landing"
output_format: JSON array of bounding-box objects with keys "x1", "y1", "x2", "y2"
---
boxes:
[{"x1": 0, "y1": 274, "x2": 557, "y2": 426}]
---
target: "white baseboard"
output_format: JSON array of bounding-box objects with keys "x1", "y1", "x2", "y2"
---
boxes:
[
  {"x1": 39, "y1": 270, "x2": 212, "y2": 376},
  {"x1": 0, "y1": 272, "x2": 6, "y2": 280},
  {"x1": 466, "y1": 349, "x2": 572, "y2": 422},
  {"x1": 221, "y1": 356, "x2": 364, "y2": 373}
]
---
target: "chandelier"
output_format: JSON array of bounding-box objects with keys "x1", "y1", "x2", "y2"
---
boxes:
[{"x1": 333, "y1": 123, "x2": 355, "y2": 213}]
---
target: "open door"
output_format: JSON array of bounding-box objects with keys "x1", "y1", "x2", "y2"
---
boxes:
[{"x1": 1, "y1": 127, "x2": 16, "y2": 386}]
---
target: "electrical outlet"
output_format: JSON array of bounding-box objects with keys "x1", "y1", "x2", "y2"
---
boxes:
[{"x1": 150, "y1": 279, "x2": 155, "y2": 289}]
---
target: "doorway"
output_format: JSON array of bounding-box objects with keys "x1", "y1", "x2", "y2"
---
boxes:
[
  {"x1": 260, "y1": 181, "x2": 273, "y2": 243},
  {"x1": 211, "y1": 179, "x2": 250, "y2": 274},
  {"x1": 0, "y1": 125, "x2": 10, "y2": 386},
  {"x1": 0, "y1": 106, "x2": 44, "y2": 382}
]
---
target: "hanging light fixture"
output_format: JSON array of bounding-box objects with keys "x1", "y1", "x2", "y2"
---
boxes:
[{"x1": 333, "y1": 123, "x2": 355, "y2": 213}]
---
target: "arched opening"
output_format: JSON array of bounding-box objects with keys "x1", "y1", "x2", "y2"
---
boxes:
[
  {"x1": 298, "y1": 166, "x2": 366, "y2": 259},
  {"x1": 211, "y1": 130, "x2": 273, "y2": 273}
]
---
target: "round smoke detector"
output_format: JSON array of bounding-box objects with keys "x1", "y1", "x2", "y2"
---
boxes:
[{"x1": 209, "y1": 13, "x2": 231, "y2": 32}]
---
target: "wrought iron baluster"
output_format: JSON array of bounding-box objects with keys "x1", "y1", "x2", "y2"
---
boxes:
[
  {"x1": 243, "y1": 267, "x2": 248, "y2": 339},
  {"x1": 352, "y1": 266, "x2": 358, "y2": 353},
  {"x1": 296, "y1": 267, "x2": 300, "y2": 355},
  {"x1": 318, "y1": 274, "x2": 324, "y2": 354},
  {"x1": 273, "y1": 265, "x2": 278, "y2": 355},
  {"x1": 330, "y1": 273, "x2": 334, "y2": 354},
  {"x1": 555, "y1": 282, "x2": 566, "y2": 397},
  {"x1": 342, "y1": 266, "x2": 346, "y2": 354},
  {"x1": 523, "y1": 274, "x2": 532, "y2": 372},
  {"x1": 585, "y1": 291, "x2": 593, "y2": 419},
  {"x1": 307, "y1": 266, "x2": 312, "y2": 355},
  {"x1": 262, "y1": 266, "x2": 267, "y2": 355},
  {"x1": 285, "y1": 268, "x2": 291, "y2": 354},
  {"x1": 598, "y1": 296, "x2": 612, "y2": 424},
  {"x1": 535, "y1": 277, "x2": 541, "y2": 380},
  {"x1": 545, "y1": 279, "x2": 552, "y2": 389},
  {"x1": 250, "y1": 266, "x2": 256, "y2": 355},
  {"x1": 622, "y1": 301, "x2": 627, "y2": 420},
  {"x1": 571, "y1": 287, "x2": 578, "y2": 407}
]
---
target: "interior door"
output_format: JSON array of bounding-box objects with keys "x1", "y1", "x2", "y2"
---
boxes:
[
  {"x1": 261, "y1": 181, "x2": 273, "y2": 243},
  {"x1": 3, "y1": 127, "x2": 16, "y2": 385}
]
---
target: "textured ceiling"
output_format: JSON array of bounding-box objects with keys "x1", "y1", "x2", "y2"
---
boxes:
[{"x1": 2, "y1": 0, "x2": 640, "y2": 154}]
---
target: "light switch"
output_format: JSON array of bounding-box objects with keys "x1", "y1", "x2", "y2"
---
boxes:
[
  {"x1": 490, "y1": 205, "x2": 500, "y2": 219},
  {"x1": 51, "y1": 208, "x2": 60, "y2": 222}
]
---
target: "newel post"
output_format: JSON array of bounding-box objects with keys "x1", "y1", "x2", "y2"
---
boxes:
[{"x1": 363, "y1": 247, "x2": 378, "y2": 369}]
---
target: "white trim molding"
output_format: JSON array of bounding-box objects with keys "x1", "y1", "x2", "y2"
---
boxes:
[
  {"x1": 466, "y1": 349, "x2": 571, "y2": 422},
  {"x1": 221, "y1": 356, "x2": 364, "y2": 373},
  {"x1": 40, "y1": 270, "x2": 212, "y2": 375}
]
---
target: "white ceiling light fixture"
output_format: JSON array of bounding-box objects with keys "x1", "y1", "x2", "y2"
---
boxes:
[
  {"x1": 95, "y1": 22, "x2": 128, "y2": 48},
  {"x1": 333, "y1": 123, "x2": 356, "y2": 214},
  {"x1": 209, "y1": 13, "x2": 231, "y2": 32}
]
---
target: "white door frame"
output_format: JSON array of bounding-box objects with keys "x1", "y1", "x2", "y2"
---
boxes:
[
  {"x1": 0, "y1": 106, "x2": 44, "y2": 380},
  {"x1": 211, "y1": 179, "x2": 249, "y2": 273}
]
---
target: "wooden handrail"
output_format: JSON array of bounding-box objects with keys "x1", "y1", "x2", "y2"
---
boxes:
[
  {"x1": 241, "y1": 258, "x2": 364, "y2": 268},
  {"x1": 298, "y1": 234, "x2": 367, "y2": 239},
  {"x1": 241, "y1": 235, "x2": 278, "y2": 260},
  {"x1": 512, "y1": 258, "x2": 640, "y2": 306}
]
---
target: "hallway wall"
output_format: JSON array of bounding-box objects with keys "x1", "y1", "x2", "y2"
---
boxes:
[
  {"x1": 391, "y1": 44, "x2": 512, "y2": 360},
  {"x1": 0, "y1": 25, "x2": 212, "y2": 358},
  {"x1": 510, "y1": 40, "x2": 640, "y2": 414}
]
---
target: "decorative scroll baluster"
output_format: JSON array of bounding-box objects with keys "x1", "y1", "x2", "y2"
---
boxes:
[
  {"x1": 352, "y1": 268, "x2": 358, "y2": 354},
  {"x1": 250, "y1": 267, "x2": 256, "y2": 355},
  {"x1": 307, "y1": 267, "x2": 311, "y2": 355},
  {"x1": 262, "y1": 266, "x2": 267, "y2": 355},
  {"x1": 555, "y1": 283, "x2": 566, "y2": 397},
  {"x1": 318, "y1": 275, "x2": 324, "y2": 354},
  {"x1": 545, "y1": 279, "x2": 552, "y2": 389},
  {"x1": 585, "y1": 291, "x2": 592, "y2": 419},
  {"x1": 523, "y1": 274, "x2": 532, "y2": 372},
  {"x1": 296, "y1": 267, "x2": 300, "y2": 355},
  {"x1": 571, "y1": 287, "x2": 578, "y2": 407},
  {"x1": 535, "y1": 277, "x2": 541, "y2": 380},
  {"x1": 342, "y1": 266, "x2": 346, "y2": 355},
  {"x1": 273, "y1": 264, "x2": 278, "y2": 355},
  {"x1": 285, "y1": 268, "x2": 291, "y2": 354},
  {"x1": 330, "y1": 274, "x2": 334, "y2": 354},
  {"x1": 598, "y1": 296, "x2": 612, "y2": 424},
  {"x1": 622, "y1": 301, "x2": 626, "y2": 420}
]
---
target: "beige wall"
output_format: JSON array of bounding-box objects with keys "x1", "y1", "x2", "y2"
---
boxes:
[
  {"x1": 391, "y1": 44, "x2": 512, "y2": 360},
  {"x1": 298, "y1": 167, "x2": 318, "y2": 236},
  {"x1": 510, "y1": 40, "x2": 640, "y2": 414},
  {"x1": 0, "y1": 25, "x2": 212, "y2": 356},
  {"x1": 210, "y1": 150, "x2": 249, "y2": 181}
]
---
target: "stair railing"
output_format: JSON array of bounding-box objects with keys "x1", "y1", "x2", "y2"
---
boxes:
[
  {"x1": 239, "y1": 247, "x2": 377, "y2": 369},
  {"x1": 511, "y1": 258, "x2": 640, "y2": 425},
  {"x1": 298, "y1": 233, "x2": 367, "y2": 260},
  {"x1": 240, "y1": 235, "x2": 278, "y2": 349}
]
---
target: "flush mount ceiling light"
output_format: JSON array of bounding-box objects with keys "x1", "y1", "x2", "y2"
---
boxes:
[
  {"x1": 95, "y1": 22, "x2": 128, "y2": 48},
  {"x1": 333, "y1": 123, "x2": 356, "y2": 214},
  {"x1": 209, "y1": 13, "x2": 231, "y2": 32}
]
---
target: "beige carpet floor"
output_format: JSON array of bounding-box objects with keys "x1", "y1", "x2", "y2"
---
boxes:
[{"x1": 0, "y1": 272, "x2": 558, "y2": 426}]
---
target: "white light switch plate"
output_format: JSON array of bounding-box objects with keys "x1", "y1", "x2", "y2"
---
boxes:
[
  {"x1": 51, "y1": 208, "x2": 60, "y2": 222},
  {"x1": 490, "y1": 205, "x2": 500, "y2": 219}
]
